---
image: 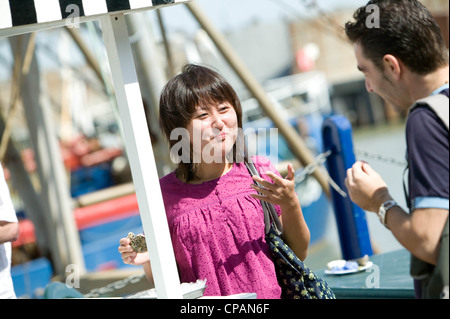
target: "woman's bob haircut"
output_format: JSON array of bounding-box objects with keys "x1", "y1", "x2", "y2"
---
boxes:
[{"x1": 159, "y1": 64, "x2": 245, "y2": 183}]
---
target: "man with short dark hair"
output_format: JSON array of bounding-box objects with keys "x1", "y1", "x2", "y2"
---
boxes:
[{"x1": 344, "y1": 0, "x2": 449, "y2": 299}]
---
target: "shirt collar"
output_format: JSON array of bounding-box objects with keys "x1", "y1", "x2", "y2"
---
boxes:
[{"x1": 431, "y1": 83, "x2": 449, "y2": 96}]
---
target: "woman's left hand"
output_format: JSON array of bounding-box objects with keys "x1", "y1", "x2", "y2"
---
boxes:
[
  {"x1": 251, "y1": 163, "x2": 309, "y2": 261},
  {"x1": 250, "y1": 163, "x2": 297, "y2": 208}
]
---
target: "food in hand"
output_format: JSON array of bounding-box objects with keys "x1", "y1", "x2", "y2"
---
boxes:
[{"x1": 127, "y1": 232, "x2": 147, "y2": 253}]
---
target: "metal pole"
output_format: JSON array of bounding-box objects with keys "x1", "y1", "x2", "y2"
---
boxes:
[
  {"x1": 185, "y1": 1, "x2": 330, "y2": 198},
  {"x1": 125, "y1": 12, "x2": 172, "y2": 176},
  {"x1": 64, "y1": 27, "x2": 104, "y2": 87},
  {"x1": 322, "y1": 115, "x2": 373, "y2": 260},
  {"x1": 10, "y1": 34, "x2": 86, "y2": 276},
  {"x1": 156, "y1": 9, "x2": 176, "y2": 78},
  {"x1": 0, "y1": 104, "x2": 49, "y2": 256},
  {"x1": 100, "y1": 14, "x2": 182, "y2": 299}
]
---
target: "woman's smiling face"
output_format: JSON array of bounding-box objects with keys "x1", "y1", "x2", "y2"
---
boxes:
[{"x1": 186, "y1": 101, "x2": 238, "y2": 164}]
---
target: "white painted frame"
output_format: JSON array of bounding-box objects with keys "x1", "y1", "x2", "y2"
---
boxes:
[
  {"x1": 100, "y1": 14, "x2": 182, "y2": 299},
  {"x1": 0, "y1": 1, "x2": 188, "y2": 299}
]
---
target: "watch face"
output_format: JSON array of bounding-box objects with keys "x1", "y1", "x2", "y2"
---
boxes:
[{"x1": 378, "y1": 201, "x2": 395, "y2": 229}]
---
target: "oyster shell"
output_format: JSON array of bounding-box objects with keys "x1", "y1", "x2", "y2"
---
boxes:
[{"x1": 127, "y1": 232, "x2": 147, "y2": 253}]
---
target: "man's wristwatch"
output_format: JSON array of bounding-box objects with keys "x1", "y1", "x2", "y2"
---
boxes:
[{"x1": 378, "y1": 200, "x2": 397, "y2": 229}]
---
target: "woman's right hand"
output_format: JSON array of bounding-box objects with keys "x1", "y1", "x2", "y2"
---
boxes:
[{"x1": 118, "y1": 237, "x2": 150, "y2": 266}]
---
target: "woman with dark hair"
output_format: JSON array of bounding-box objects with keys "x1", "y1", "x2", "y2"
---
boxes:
[{"x1": 119, "y1": 64, "x2": 310, "y2": 298}]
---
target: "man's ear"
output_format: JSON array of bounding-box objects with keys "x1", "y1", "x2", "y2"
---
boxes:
[{"x1": 382, "y1": 54, "x2": 402, "y2": 80}]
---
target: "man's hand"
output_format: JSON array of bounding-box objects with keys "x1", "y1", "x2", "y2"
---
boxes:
[{"x1": 345, "y1": 161, "x2": 392, "y2": 212}]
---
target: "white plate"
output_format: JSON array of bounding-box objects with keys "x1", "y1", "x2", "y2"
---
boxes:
[{"x1": 324, "y1": 261, "x2": 374, "y2": 275}]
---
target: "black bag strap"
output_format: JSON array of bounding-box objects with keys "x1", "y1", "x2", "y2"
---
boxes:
[{"x1": 245, "y1": 161, "x2": 283, "y2": 236}]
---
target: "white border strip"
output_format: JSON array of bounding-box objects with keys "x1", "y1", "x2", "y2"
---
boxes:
[
  {"x1": 0, "y1": 0, "x2": 13, "y2": 29},
  {"x1": 82, "y1": 0, "x2": 109, "y2": 16},
  {"x1": 129, "y1": 0, "x2": 154, "y2": 10},
  {"x1": 34, "y1": 0, "x2": 62, "y2": 23}
]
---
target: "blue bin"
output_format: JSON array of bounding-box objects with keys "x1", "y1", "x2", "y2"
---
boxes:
[{"x1": 11, "y1": 257, "x2": 53, "y2": 298}]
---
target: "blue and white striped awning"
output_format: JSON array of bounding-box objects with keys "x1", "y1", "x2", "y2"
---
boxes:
[{"x1": 0, "y1": 0, "x2": 188, "y2": 36}]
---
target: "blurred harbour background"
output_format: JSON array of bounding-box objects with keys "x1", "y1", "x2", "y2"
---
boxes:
[
  {"x1": 0, "y1": 0, "x2": 448, "y2": 297},
  {"x1": 307, "y1": 121, "x2": 406, "y2": 270}
]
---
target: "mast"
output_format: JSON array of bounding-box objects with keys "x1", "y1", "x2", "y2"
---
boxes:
[{"x1": 9, "y1": 34, "x2": 86, "y2": 277}]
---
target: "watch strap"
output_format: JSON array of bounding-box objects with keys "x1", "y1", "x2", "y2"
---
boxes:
[{"x1": 379, "y1": 200, "x2": 397, "y2": 229}]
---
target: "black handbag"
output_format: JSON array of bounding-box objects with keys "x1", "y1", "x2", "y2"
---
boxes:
[{"x1": 246, "y1": 161, "x2": 336, "y2": 299}]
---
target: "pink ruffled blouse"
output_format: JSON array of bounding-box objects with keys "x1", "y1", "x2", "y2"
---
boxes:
[{"x1": 159, "y1": 156, "x2": 282, "y2": 299}]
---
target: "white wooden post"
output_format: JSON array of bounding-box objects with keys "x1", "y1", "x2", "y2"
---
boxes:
[{"x1": 100, "y1": 13, "x2": 182, "y2": 299}]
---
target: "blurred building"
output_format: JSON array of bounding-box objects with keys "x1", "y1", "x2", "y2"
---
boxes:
[{"x1": 289, "y1": 0, "x2": 449, "y2": 126}]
